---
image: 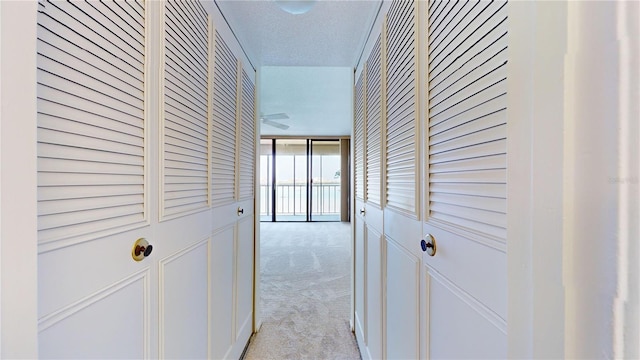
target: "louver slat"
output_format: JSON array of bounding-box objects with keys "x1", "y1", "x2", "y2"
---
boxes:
[
  {"x1": 37, "y1": 0, "x2": 146, "y2": 245},
  {"x1": 366, "y1": 35, "x2": 383, "y2": 206},
  {"x1": 354, "y1": 71, "x2": 366, "y2": 201},
  {"x1": 386, "y1": 0, "x2": 417, "y2": 214},
  {"x1": 163, "y1": 1, "x2": 210, "y2": 217},
  {"x1": 428, "y1": 0, "x2": 508, "y2": 241},
  {"x1": 211, "y1": 32, "x2": 238, "y2": 206},
  {"x1": 238, "y1": 69, "x2": 256, "y2": 200}
]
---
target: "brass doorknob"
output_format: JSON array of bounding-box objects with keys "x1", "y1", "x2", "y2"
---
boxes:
[
  {"x1": 132, "y1": 238, "x2": 153, "y2": 262},
  {"x1": 421, "y1": 234, "x2": 437, "y2": 257}
]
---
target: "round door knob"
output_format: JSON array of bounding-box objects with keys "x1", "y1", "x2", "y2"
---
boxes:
[
  {"x1": 132, "y1": 238, "x2": 153, "y2": 262},
  {"x1": 421, "y1": 234, "x2": 437, "y2": 257},
  {"x1": 359, "y1": 208, "x2": 365, "y2": 215},
  {"x1": 238, "y1": 207, "x2": 244, "y2": 215},
  {"x1": 143, "y1": 244, "x2": 153, "y2": 257}
]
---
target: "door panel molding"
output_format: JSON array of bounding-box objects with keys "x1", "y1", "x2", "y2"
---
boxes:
[
  {"x1": 426, "y1": 265, "x2": 506, "y2": 333},
  {"x1": 385, "y1": 237, "x2": 420, "y2": 360},
  {"x1": 383, "y1": 208, "x2": 422, "y2": 258},
  {"x1": 427, "y1": 271, "x2": 507, "y2": 358},
  {"x1": 39, "y1": 269, "x2": 151, "y2": 359},
  {"x1": 38, "y1": 268, "x2": 150, "y2": 332},
  {"x1": 424, "y1": 218, "x2": 506, "y2": 252},
  {"x1": 158, "y1": 238, "x2": 209, "y2": 359}
]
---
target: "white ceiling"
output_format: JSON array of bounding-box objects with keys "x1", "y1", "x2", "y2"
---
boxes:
[
  {"x1": 259, "y1": 66, "x2": 353, "y2": 136},
  {"x1": 213, "y1": 0, "x2": 382, "y2": 67}
]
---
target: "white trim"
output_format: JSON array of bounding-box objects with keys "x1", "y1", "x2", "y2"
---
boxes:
[
  {"x1": 253, "y1": 67, "x2": 262, "y2": 333},
  {"x1": 0, "y1": 2, "x2": 39, "y2": 357},
  {"x1": 507, "y1": 1, "x2": 569, "y2": 358},
  {"x1": 613, "y1": 3, "x2": 639, "y2": 358}
]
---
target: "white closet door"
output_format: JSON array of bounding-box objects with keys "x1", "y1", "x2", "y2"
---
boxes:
[
  {"x1": 37, "y1": 0, "x2": 146, "y2": 247},
  {"x1": 353, "y1": 68, "x2": 368, "y2": 352},
  {"x1": 355, "y1": 70, "x2": 367, "y2": 202},
  {"x1": 384, "y1": 1, "x2": 423, "y2": 359},
  {"x1": 157, "y1": 2, "x2": 212, "y2": 358},
  {"x1": 386, "y1": 0, "x2": 418, "y2": 216},
  {"x1": 427, "y1": 0, "x2": 508, "y2": 240},
  {"x1": 423, "y1": 1, "x2": 508, "y2": 358},
  {"x1": 364, "y1": 32, "x2": 385, "y2": 360},
  {"x1": 162, "y1": 0, "x2": 210, "y2": 218},
  {"x1": 366, "y1": 35, "x2": 383, "y2": 208},
  {"x1": 238, "y1": 66, "x2": 256, "y2": 202},
  {"x1": 37, "y1": 1, "x2": 152, "y2": 358},
  {"x1": 211, "y1": 31, "x2": 238, "y2": 207}
]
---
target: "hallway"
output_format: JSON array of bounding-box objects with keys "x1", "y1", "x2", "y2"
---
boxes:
[{"x1": 244, "y1": 222, "x2": 359, "y2": 359}]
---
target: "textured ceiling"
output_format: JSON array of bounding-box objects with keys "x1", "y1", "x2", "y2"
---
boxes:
[
  {"x1": 214, "y1": 0, "x2": 382, "y2": 67},
  {"x1": 259, "y1": 67, "x2": 353, "y2": 136}
]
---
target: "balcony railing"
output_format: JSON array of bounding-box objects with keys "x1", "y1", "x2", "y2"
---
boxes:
[{"x1": 260, "y1": 184, "x2": 340, "y2": 216}]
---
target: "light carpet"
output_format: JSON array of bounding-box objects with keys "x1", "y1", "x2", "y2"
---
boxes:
[{"x1": 243, "y1": 222, "x2": 361, "y2": 360}]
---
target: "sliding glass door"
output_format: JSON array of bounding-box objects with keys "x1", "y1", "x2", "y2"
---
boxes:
[
  {"x1": 275, "y1": 139, "x2": 307, "y2": 221},
  {"x1": 259, "y1": 139, "x2": 273, "y2": 221},
  {"x1": 260, "y1": 138, "x2": 342, "y2": 222},
  {"x1": 310, "y1": 140, "x2": 341, "y2": 221}
]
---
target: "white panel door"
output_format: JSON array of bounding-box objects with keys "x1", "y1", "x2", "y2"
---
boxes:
[
  {"x1": 364, "y1": 30, "x2": 385, "y2": 360},
  {"x1": 37, "y1": 1, "x2": 254, "y2": 359},
  {"x1": 209, "y1": 26, "x2": 257, "y2": 360},
  {"x1": 37, "y1": 1, "x2": 155, "y2": 357},
  {"x1": 384, "y1": 0, "x2": 423, "y2": 359},
  {"x1": 353, "y1": 66, "x2": 368, "y2": 352},
  {"x1": 354, "y1": 198, "x2": 367, "y2": 350},
  {"x1": 365, "y1": 227, "x2": 383, "y2": 360},
  {"x1": 423, "y1": 0, "x2": 508, "y2": 358}
]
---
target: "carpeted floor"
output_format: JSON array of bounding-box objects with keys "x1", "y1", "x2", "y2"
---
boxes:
[{"x1": 243, "y1": 222, "x2": 361, "y2": 360}]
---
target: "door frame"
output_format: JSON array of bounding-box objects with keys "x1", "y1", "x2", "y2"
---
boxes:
[
  {"x1": 259, "y1": 137, "x2": 343, "y2": 222},
  {"x1": 506, "y1": 1, "x2": 639, "y2": 358},
  {"x1": 0, "y1": 1, "x2": 39, "y2": 357},
  {"x1": 506, "y1": 1, "x2": 567, "y2": 357}
]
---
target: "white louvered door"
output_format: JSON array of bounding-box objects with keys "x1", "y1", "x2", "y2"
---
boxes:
[
  {"x1": 36, "y1": 1, "x2": 256, "y2": 358},
  {"x1": 209, "y1": 30, "x2": 256, "y2": 359},
  {"x1": 36, "y1": 0, "x2": 154, "y2": 357},
  {"x1": 363, "y1": 31, "x2": 385, "y2": 360},
  {"x1": 383, "y1": 0, "x2": 424, "y2": 359},
  {"x1": 157, "y1": 1, "x2": 212, "y2": 358},
  {"x1": 353, "y1": 65, "x2": 367, "y2": 355},
  {"x1": 423, "y1": 0, "x2": 508, "y2": 358}
]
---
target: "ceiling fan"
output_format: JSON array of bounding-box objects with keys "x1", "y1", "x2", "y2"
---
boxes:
[{"x1": 260, "y1": 113, "x2": 290, "y2": 130}]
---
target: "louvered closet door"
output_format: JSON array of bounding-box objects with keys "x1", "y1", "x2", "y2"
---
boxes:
[
  {"x1": 238, "y1": 66, "x2": 255, "y2": 203},
  {"x1": 157, "y1": 1, "x2": 211, "y2": 358},
  {"x1": 355, "y1": 70, "x2": 367, "y2": 203},
  {"x1": 209, "y1": 29, "x2": 256, "y2": 360},
  {"x1": 366, "y1": 35, "x2": 383, "y2": 208},
  {"x1": 423, "y1": 1, "x2": 508, "y2": 358},
  {"x1": 386, "y1": 0, "x2": 418, "y2": 216},
  {"x1": 235, "y1": 64, "x2": 256, "y2": 355},
  {"x1": 36, "y1": 1, "x2": 153, "y2": 358},
  {"x1": 162, "y1": 0, "x2": 210, "y2": 218},
  {"x1": 383, "y1": 1, "x2": 423, "y2": 359},
  {"x1": 363, "y1": 32, "x2": 384, "y2": 360},
  {"x1": 353, "y1": 67, "x2": 368, "y2": 355},
  {"x1": 211, "y1": 31, "x2": 238, "y2": 208}
]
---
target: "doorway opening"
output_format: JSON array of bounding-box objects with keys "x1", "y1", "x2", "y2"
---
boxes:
[{"x1": 260, "y1": 138, "x2": 345, "y2": 222}]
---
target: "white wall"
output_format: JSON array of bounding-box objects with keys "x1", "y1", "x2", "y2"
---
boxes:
[
  {"x1": 564, "y1": 2, "x2": 639, "y2": 358},
  {"x1": 508, "y1": 2, "x2": 639, "y2": 359},
  {"x1": 259, "y1": 66, "x2": 353, "y2": 136}
]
